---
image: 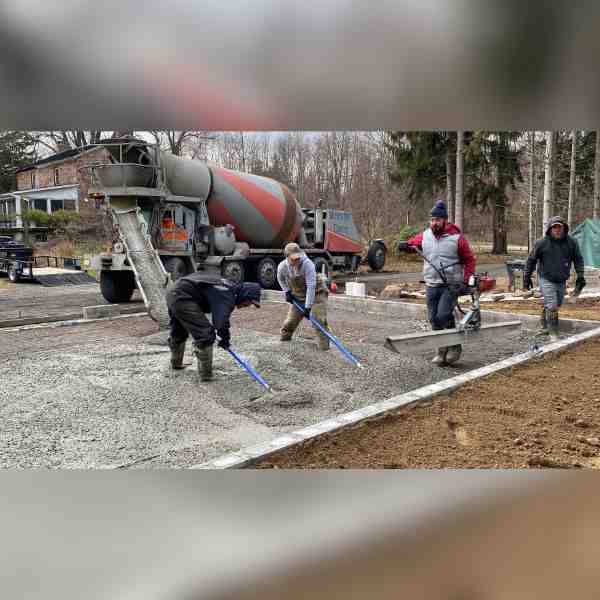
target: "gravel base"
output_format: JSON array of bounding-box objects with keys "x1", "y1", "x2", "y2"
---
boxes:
[{"x1": 0, "y1": 303, "x2": 541, "y2": 468}]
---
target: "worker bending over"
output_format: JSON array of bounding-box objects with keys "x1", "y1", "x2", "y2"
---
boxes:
[
  {"x1": 166, "y1": 273, "x2": 261, "y2": 381},
  {"x1": 277, "y1": 242, "x2": 330, "y2": 351}
]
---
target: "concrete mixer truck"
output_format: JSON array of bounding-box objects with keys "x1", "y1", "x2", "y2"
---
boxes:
[{"x1": 86, "y1": 139, "x2": 386, "y2": 316}]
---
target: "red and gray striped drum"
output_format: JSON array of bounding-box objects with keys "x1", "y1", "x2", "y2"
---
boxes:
[{"x1": 207, "y1": 167, "x2": 304, "y2": 248}]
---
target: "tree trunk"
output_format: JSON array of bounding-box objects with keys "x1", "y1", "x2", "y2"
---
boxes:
[
  {"x1": 528, "y1": 131, "x2": 535, "y2": 252},
  {"x1": 542, "y1": 130, "x2": 555, "y2": 232},
  {"x1": 567, "y1": 130, "x2": 577, "y2": 230},
  {"x1": 445, "y1": 133, "x2": 456, "y2": 222},
  {"x1": 594, "y1": 130, "x2": 600, "y2": 220},
  {"x1": 492, "y1": 161, "x2": 507, "y2": 255},
  {"x1": 455, "y1": 131, "x2": 464, "y2": 230},
  {"x1": 492, "y1": 198, "x2": 507, "y2": 254}
]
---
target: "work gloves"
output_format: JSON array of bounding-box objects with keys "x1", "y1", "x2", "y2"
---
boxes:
[
  {"x1": 217, "y1": 336, "x2": 231, "y2": 350},
  {"x1": 285, "y1": 290, "x2": 296, "y2": 304},
  {"x1": 574, "y1": 276, "x2": 586, "y2": 294},
  {"x1": 450, "y1": 283, "x2": 472, "y2": 297}
]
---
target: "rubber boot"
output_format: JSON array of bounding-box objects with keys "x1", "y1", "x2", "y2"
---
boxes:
[
  {"x1": 445, "y1": 344, "x2": 463, "y2": 365},
  {"x1": 539, "y1": 309, "x2": 548, "y2": 334},
  {"x1": 168, "y1": 338, "x2": 186, "y2": 370},
  {"x1": 547, "y1": 308, "x2": 560, "y2": 342},
  {"x1": 193, "y1": 342, "x2": 214, "y2": 381},
  {"x1": 431, "y1": 347, "x2": 448, "y2": 365},
  {"x1": 316, "y1": 320, "x2": 331, "y2": 351}
]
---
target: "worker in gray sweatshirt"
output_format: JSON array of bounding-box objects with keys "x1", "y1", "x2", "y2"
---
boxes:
[{"x1": 277, "y1": 242, "x2": 330, "y2": 351}]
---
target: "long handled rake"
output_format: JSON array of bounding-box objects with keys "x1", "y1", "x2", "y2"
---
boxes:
[
  {"x1": 225, "y1": 346, "x2": 273, "y2": 393},
  {"x1": 292, "y1": 299, "x2": 363, "y2": 369}
]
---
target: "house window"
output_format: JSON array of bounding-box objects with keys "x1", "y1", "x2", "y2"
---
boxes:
[
  {"x1": 33, "y1": 198, "x2": 47, "y2": 212},
  {"x1": 63, "y1": 199, "x2": 76, "y2": 212},
  {"x1": 51, "y1": 199, "x2": 64, "y2": 212},
  {"x1": 30, "y1": 171, "x2": 36, "y2": 189},
  {"x1": 54, "y1": 168, "x2": 60, "y2": 186}
]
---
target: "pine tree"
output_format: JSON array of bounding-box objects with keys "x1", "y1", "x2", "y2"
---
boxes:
[{"x1": 0, "y1": 131, "x2": 36, "y2": 194}]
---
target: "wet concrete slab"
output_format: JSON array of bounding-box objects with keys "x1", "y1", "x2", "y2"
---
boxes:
[{"x1": 0, "y1": 301, "x2": 552, "y2": 468}]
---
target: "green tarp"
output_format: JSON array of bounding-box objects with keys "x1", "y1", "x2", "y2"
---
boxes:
[{"x1": 571, "y1": 218, "x2": 600, "y2": 268}]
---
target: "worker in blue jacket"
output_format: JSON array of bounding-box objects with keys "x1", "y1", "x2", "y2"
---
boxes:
[{"x1": 166, "y1": 273, "x2": 261, "y2": 381}]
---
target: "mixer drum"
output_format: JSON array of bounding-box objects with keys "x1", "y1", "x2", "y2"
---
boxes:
[{"x1": 206, "y1": 167, "x2": 304, "y2": 248}]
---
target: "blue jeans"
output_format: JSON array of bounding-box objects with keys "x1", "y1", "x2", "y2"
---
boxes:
[
  {"x1": 426, "y1": 285, "x2": 457, "y2": 330},
  {"x1": 539, "y1": 277, "x2": 566, "y2": 310}
]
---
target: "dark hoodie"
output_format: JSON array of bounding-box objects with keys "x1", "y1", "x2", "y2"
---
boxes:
[
  {"x1": 169, "y1": 272, "x2": 261, "y2": 342},
  {"x1": 524, "y1": 216, "x2": 584, "y2": 283}
]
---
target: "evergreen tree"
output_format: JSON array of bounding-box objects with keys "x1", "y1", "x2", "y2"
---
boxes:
[{"x1": 0, "y1": 131, "x2": 36, "y2": 193}]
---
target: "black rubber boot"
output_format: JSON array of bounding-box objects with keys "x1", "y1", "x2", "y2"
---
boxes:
[
  {"x1": 547, "y1": 308, "x2": 560, "y2": 342},
  {"x1": 431, "y1": 347, "x2": 448, "y2": 365},
  {"x1": 168, "y1": 337, "x2": 186, "y2": 369},
  {"x1": 539, "y1": 309, "x2": 548, "y2": 334},
  {"x1": 193, "y1": 342, "x2": 214, "y2": 381},
  {"x1": 445, "y1": 344, "x2": 463, "y2": 365}
]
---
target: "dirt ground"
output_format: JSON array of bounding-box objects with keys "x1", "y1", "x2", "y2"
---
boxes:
[
  {"x1": 256, "y1": 338, "x2": 600, "y2": 469},
  {"x1": 481, "y1": 297, "x2": 600, "y2": 321}
]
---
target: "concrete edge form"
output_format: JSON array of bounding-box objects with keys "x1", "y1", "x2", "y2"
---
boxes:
[
  {"x1": 0, "y1": 304, "x2": 145, "y2": 329},
  {"x1": 0, "y1": 311, "x2": 148, "y2": 333},
  {"x1": 260, "y1": 290, "x2": 598, "y2": 334},
  {"x1": 196, "y1": 323, "x2": 600, "y2": 470}
]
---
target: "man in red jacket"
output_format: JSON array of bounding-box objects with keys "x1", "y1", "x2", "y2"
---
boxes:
[{"x1": 397, "y1": 200, "x2": 476, "y2": 365}]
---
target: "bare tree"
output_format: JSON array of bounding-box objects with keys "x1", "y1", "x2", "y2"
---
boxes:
[
  {"x1": 150, "y1": 131, "x2": 215, "y2": 157},
  {"x1": 455, "y1": 131, "x2": 464, "y2": 230},
  {"x1": 528, "y1": 131, "x2": 536, "y2": 251},
  {"x1": 543, "y1": 130, "x2": 555, "y2": 231},
  {"x1": 567, "y1": 130, "x2": 577, "y2": 230},
  {"x1": 445, "y1": 133, "x2": 456, "y2": 222}
]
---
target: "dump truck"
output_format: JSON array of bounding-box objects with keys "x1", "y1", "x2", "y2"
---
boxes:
[{"x1": 86, "y1": 139, "x2": 387, "y2": 327}]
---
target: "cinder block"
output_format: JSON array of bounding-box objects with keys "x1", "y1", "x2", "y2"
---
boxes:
[{"x1": 83, "y1": 304, "x2": 121, "y2": 320}]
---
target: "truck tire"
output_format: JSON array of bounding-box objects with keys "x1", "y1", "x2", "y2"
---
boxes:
[
  {"x1": 100, "y1": 271, "x2": 136, "y2": 303},
  {"x1": 163, "y1": 257, "x2": 188, "y2": 281},
  {"x1": 313, "y1": 257, "x2": 330, "y2": 279},
  {"x1": 222, "y1": 261, "x2": 245, "y2": 285},
  {"x1": 256, "y1": 257, "x2": 278, "y2": 289},
  {"x1": 367, "y1": 241, "x2": 386, "y2": 271},
  {"x1": 8, "y1": 264, "x2": 20, "y2": 283}
]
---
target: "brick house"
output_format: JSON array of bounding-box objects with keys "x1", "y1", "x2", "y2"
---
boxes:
[{"x1": 0, "y1": 145, "x2": 109, "y2": 240}]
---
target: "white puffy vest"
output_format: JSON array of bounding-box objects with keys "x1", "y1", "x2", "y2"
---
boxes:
[{"x1": 421, "y1": 228, "x2": 464, "y2": 285}]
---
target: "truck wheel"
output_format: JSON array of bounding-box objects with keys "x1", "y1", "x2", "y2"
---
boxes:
[
  {"x1": 8, "y1": 264, "x2": 20, "y2": 283},
  {"x1": 367, "y1": 241, "x2": 386, "y2": 271},
  {"x1": 313, "y1": 257, "x2": 330, "y2": 279},
  {"x1": 222, "y1": 261, "x2": 245, "y2": 285},
  {"x1": 163, "y1": 257, "x2": 188, "y2": 281},
  {"x1": 100, "y1": 271, "x2": 136, "y2": 303},
  {"x1": 256, "y1": 257, "x2": 278, "y2": 289}
]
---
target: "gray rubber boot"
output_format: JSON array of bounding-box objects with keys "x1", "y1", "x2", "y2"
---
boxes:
[
  {"x1": 168, "y1": 338, "x2": 186, "y2": 369},
  {"x1": 547, "y1": 308, "x2": 560, "y2": 342},
  {"x1": 431, "y1": 347, "x2": 448, "y2": 365},
  {"x1": 539, "y1": 309, "x2": 548, "y2": 334},
  {"x1": 193, "y1": 342, "x2": 214, "y2": 381},
  {"x1": 445, "y1": 344, "x2": 463, "y2": 365}
]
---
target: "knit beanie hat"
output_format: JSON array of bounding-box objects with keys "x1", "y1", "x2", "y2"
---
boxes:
[{"x1": 430, "y1": 200, "x2": 448, "y2": 219}]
